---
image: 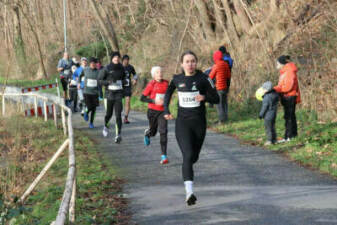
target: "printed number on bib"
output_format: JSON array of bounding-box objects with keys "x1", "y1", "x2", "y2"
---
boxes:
[
  {"x1": 178, "y1": 91, "x2": 200, "y2": 108},
  {"x1": 64, "y1": 70, "x2": 70, "y2": 75},
  {"x1": 87, "y1": 79, "x2": 97, "y2": 87},
  {"x1": 155, "y1": 93, "x2": 165, "y2": 101},
  {"x1": 70, "y1": 80, "x2": 77, "y2": 86},
  {"x1": 108, "y1": 80, "x2": 123, "y2": 90},
  {"x1": 124, "y1": 79, "x2": 130, "y2": 87}
]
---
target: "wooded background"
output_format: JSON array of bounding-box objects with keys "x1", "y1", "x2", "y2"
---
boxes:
[{"x1": 0, "y1": 0, "x2": 336, "y2": 120}]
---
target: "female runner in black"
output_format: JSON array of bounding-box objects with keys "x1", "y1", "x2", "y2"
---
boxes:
[{"x1": 164, "y1": 50, "x2": 219, "y2": 206}]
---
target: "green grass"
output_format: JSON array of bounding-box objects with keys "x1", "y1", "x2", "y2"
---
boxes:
[
  {"x1": 0, "y1": 74, "x2": 59, "y2": 88},
  {"x1": 1, "y1": 114, "x2": 126, "y2": 224},
  {"x1": 131, "y1": 95, "x2": 337, "y2": 177},
  {"x1": 0, "y1": 74, "x2": 61, "y2": 96}
]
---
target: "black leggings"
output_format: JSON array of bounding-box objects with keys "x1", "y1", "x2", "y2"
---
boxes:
[
  {"x1": 175, "y1": 117, "x2": 206, "y2": 181},
  {"x1": 69, "y1": 87, "x2": 77, "y2": 110},
  {"x1": 281, "y1": 96, "x2": 298, "y2": 139},
  {"x1": 105, "y1": 99, "x2": 123, "y2": 135},
  {"x1": 84, "y1": 94, "x2": 98, "y2": 124},
  {"x1": 88, "y1": 108, "x2": 96, "y2": 124},
  {"x1": 147, "y1": 109, "x2": 168, "y2": 155}
]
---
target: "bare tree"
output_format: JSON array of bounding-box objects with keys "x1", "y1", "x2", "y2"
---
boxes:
[
  {"x1": 12, "y1": 4, "x2": 27, "y2": 73},
  {"x1": 233, "y1": 0, "x2": 252, "y2": 33},
  {"x1": 194, "y1": 0, "x2": 216, "y2": 41},
  {"x1": 270, "y1": 0, "x2": 280, "y2": 11},
  {"x1": 221, "y1": 0, "x2": 240, "y2": 43},
  {"x1": 18, "y1": 2, "x2": 48, "y2": 78},
  {"x1": 89, "y1": 0, "x2": 119, "y2": 51}
]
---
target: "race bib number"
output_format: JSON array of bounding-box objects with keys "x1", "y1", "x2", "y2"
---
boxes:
[
  {"x1": 155, "y1": 93, "x2": 165, "y2": 101},
  {"x1": 125, "y1": 79, "x2": 130, "y2": 87},
  {"x1": 108, "y1": 80, "x2": 123, "y2": 90},
  {"x1": 78, "y1": 89, "x2": 84, "y2": 101},
  {"x1": 87, "y1": 79, "x2": 97, "y2": 87},
  {"x1": 64, "y1": 69, "x2": 70, "y2": 75},
  {"x1": 70, "y1": 80, "x2": 77, "y2": 86},
  {"x1": 178, "y1": 91, "x2": 200, "y2": 108}
]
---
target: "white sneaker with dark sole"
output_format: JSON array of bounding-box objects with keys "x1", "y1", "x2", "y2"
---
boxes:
[
  {"x1": 102, "y1": 126, "x2": 109, "y2": 137},
  {"x1": 115, "y1": 135, "x2": 122, "y2": 144},
  {"x1": 186, "y1": 193, "x2": 197, "y2": 206}
]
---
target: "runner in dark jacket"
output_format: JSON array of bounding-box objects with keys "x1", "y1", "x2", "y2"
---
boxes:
[
  {"x1": 99, "y1": 51, "x2": 126, "y2": 144},
  {"x1": 122, "y1": 55, "x2": 138, "y2": 124},
  {"x1": 83, "y1": 57, "x2": 99, "y2": 129}
]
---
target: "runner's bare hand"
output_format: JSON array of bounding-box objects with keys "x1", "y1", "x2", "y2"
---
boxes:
[
  {"x1": 164, "y1": 114, "x2": 174, "y2": 120},
  {"x1": 195, "y1": 95, "x2": 205, "y2": 102}
]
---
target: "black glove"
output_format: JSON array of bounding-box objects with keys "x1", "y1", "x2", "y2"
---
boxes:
[
  {"x1": 259, "y1": 115, "x2": 263, "y2": 120},
  {"x1": 112, "y1": 76, "x2": 118, "y2": 83}
]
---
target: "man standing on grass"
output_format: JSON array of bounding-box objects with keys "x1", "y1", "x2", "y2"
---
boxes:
[{"x1": 209, "y1": 50, "x2": 231, "y2": 123}]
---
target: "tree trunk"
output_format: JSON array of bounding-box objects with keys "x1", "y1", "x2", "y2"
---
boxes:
[
  {"x1": 221, "y1": 0, "x2": 240, "y2": 43},
  {"x1": 212, "y1": 0, "x2": 227, "y2": 40},
  {"x1": 12, "y1": 5, "x2": 27, "y2": 74},
  {"x1": 98, "y1": 4, "x2": 120, "y2": 52},
  {"x1": 194, "y1": 0, "x2": 216, "y2": 41},
  {"x1": 19, "y1": 5, "x2": 48, "y2": 78},
  {"x1": 233, "y1": 0, "x2": 252, "y2": 33},
  {"x1": 89, "y1": 0, "x2": 119, "y2": 52},
  {"x1": 270, "y1": 0, "x2": 280, "y2": 11}
]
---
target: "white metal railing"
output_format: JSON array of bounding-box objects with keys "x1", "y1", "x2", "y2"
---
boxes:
[{"x1": 1, "y1": 92, "x2": 76, "y2": 225}]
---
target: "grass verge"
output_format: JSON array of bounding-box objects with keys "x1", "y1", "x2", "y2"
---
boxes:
[
  {"x1": 0, "y1": 74, "x2": 59, "y2": 88},
  {"x1": 131, "y1": 95, "x2": 337, "y2": 177},
  {"x1": 0, "y1": 112, "x2": 128, "y2": 224}
]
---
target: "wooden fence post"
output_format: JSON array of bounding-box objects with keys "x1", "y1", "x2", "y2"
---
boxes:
[
  {"x1": 61, "y1": 106, "x2": 67, "y2": 136},
  {"x1": 21, "y1": 95, "x2": 25, "y2": 112},
  {"x1": 53, "y1": 104, "x2": 57, "y2": 127},
  {"x1": 44, "y1": 100, "x2": 47, "y2": 122},
  {"x1": 34, "y1": 96, "x2": 38, "y2": 118},
  {"x1": 2, "y1": 95, "x2": 5, "y2": 116}
]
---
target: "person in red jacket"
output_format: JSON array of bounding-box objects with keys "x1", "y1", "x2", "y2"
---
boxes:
[
  {"x1": 209, "y1": 50, "x2": 231, "y2": 123},
  {"x1": 274, "y1": 55, "x2": 301, "y2": 142},
  {"x1": 141, "y1": 66, "x2": 169, "y2": 164}
]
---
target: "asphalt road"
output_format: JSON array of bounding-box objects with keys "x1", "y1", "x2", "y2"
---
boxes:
[{"x1": 73, "y1": 106, "x2": 337, "y2": 225}]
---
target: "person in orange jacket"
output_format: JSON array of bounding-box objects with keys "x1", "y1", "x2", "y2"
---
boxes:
[
  {"x1": 274, "y1": 55, "x2": 301, "y2": 142},
  {"x1": 209, "y1": 50, "x2": 231, "y2": 123}
]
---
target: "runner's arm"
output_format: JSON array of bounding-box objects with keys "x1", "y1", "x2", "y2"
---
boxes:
[
  {"x1": 259, "y1": 97, "x2": 269, "y2": 119},
  {"x1": 98, "y1": 68, "x2": 110, "y2": 86},
  {"x1": 204, "y1": 78, "x2": 220, "y2": 104},
  {"x1": 164, "y1": 78, "x2": 176, "y2": 115},
  {"x1": 57, "y1": 60, "x2": 64, "y2": 72},
  {"x1": 140, "y1": 95, "x2": 154, "y2": 103}
]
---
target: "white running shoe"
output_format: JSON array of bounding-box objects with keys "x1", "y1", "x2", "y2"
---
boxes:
[
  {"x1": 115, "y1": 135, "x2": 122, "y2": 144},
  {"x1": 278, "y1": 138, "x2": 291, "y2": 143},
  {"x1": 186, "y1": 193, "x2": 197, "y2": 206},
  {"x1": 102, "y1": 126, "x2": 109, "y2": 137}
]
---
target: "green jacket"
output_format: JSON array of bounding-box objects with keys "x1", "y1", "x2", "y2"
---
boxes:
[{"x1": 83, "y1": 67, "x2": 99, "y2": 95}]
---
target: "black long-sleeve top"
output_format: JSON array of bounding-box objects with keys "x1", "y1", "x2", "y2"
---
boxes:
[
  {"x1": 98, "y1": 63, "x2": 126, "y2": 100},
  {"x1": 164, "y1": 70, "x2": 219, "y2": 119}
]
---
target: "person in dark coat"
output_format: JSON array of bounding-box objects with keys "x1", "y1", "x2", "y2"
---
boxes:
[{"x1": 259, "y1": 81, "x2": 279, "y2": 145}]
